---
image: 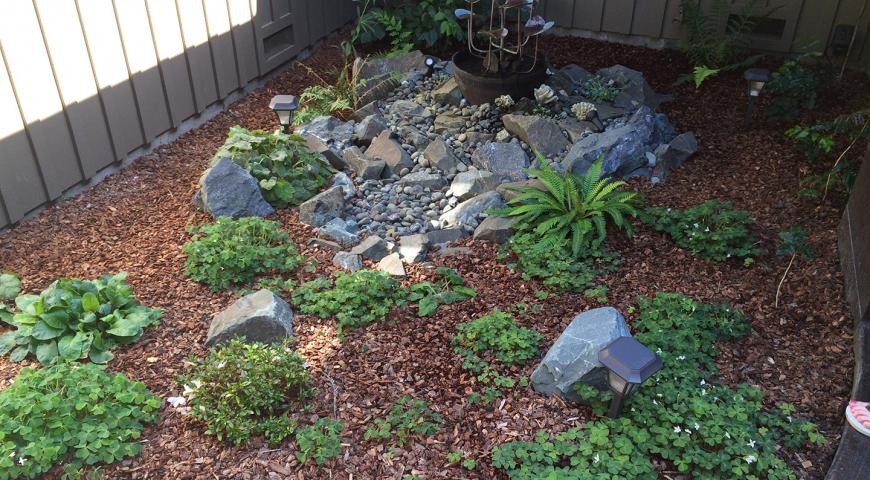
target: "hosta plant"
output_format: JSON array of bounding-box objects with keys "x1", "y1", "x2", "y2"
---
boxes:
[
  {"x1": 495, "y1": 157, "x2": 639, "y2": 256},
  {"x1": 292, "y1": 269, "x2": 408, "y2": 335},
  {"x1": 409, "y1": 267, "x2": 476, "y2": 317},
  {"x1": 641, "y1": 200, "x2": 761, "y2": 262},
  {"x1": 213, "y1": 126, "x2": 331, "y2": 208},
  {"x1": 178, "y1": 339, "x2": 314, "y2": 445},
  {"x1": 0, "y1": 273, "x2": 162, "y2": 365},
  {"x1": 183, "y1": 216, "x2": 306, "y2": 291},
  {"x1": 0, "y1": 363, "x2": 159, "y2": 479}
]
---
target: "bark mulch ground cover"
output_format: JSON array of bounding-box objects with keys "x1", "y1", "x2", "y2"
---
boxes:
[{"x1": 1, "y1": 31, "x2": 868, "y2": 479}]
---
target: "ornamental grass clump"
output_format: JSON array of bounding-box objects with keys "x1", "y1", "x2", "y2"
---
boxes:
[
  {"x1": 0, "y1": 272, "x2": 162, "y2": 365},
  {"x1": 213, "y1": 126, "x2": 331, "y2": 208},
  {"x1": 183, "y1": 216, "x2": 306, "y2": 291},
  {"x1": 178, "y1": 339, "x2": 314, "y2": 446},
  {"x1": 641, "y1": 200, "x2": 761, "y2": 262},
  {"x1": 492, "y1": 293, "x2": 823, "y2": 479},
  {"x1": 0, "y1": 363, "x2": 159, "y2": 479}
]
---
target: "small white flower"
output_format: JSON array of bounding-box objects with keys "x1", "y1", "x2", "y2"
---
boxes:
[
  {"x1": 656, "y1": 348, "x2": 663, "y2": 354},
  {"x1": 8, "y1": 452, "x2": 14, "y2": 458},
  {"x1": 693, "y1": 223, "x2": 699, "y2": 228},
  {"x1": 726, "y1": 253, "x2": 732, "y2": 258},
  {"x1": 686, "y1": 429, "x2": 692, "y2": 435},
  {"x1": 167, "y1": 396, "x2": 187, "y2": 408},
  {"x1": 747, "y1": 439, "x2": 756, "y2": 448},
  {"x1": 677, "y1": 355, "x2": 686, "y2": 360},
  {"x1": 593, "y1": 453, "x2": 600, "y2": 463},
  {"x1": 744, "y1": 455, "x2": 757, "y2": 464},
  {"x1": 653, "y1": 399, "x2": 658, "y2": 405},
  {"x1": 216, "y1": 361, "x2": 225, "y2": 369},
  {"x1": 700, "y1": 379, "x2": 706, "y2": 385},
  {"x1": 674, "y1": 426, "x2": 682, "y2": 433},
  {"x1": 694, "y1": 422, "x2": 700, "y2": 430},
  {"x1": 725, "y1": 431, "x2": 731, "y2": 439},
  {"x1": 17, "y1": 457, "x2": 25, "y2": 466},
  {"x1": 700, "y1": 389, "x2": 707, "y2": 396},
  {"x1": 705, "y1": 227, "x2": 710, "y2": 232}
]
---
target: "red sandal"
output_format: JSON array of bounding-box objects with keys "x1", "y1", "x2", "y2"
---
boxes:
[{"x1": 846, "y1": 400, "x2": 870, "y2": 437}]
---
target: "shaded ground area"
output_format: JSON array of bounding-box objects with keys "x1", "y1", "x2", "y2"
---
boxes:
[{"x1": 1, "y1": 32, "x2": 868, "y2": 479}]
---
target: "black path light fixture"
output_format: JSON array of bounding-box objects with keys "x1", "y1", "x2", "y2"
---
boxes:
[
  {"x1": 269, "y1": 94, "x2": 298, "y2": 134},
  {"x1": 742, "y1": 68, "x2": 771, "y2": 128},
  {"x1": 598, "y1": 336, "x2": 663, "y2": 418},
  {"x1": 424, "y1": 55, "x2": 437, "y2": 76}
]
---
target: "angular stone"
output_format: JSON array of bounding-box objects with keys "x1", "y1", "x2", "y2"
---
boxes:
[
  {"x1": 432, "y1": 77, "x2": 463, "y2": 106},
  {"x1": 496, "y1": 179, "x2": 546, "y2": 202},
  {"x1": 194, "y1": 158, "x2": 274, "y2": 219},
  {"x1": 495, "y1": 129, "x2": 511, "y2": 142},
  {"x1": 351, "y1": 101, "x2": 379, "y2": 122},
  {"x1": 656, "y1": 131, "x2": 698, "y2": 174},
  {"x1": 560, "y1": 64, "x2": 592, "y2": 85},
  {"x1": 399, "y1": 233, "x2": 430, "y2": 263},
  {"x1": 470, "y1": 142, "x2": 530, "y2": 181},
  {"x1": 354, "y1": 51, "x2": 429, "y2": 102},
  {"x1": 531, "y1": 307, "x2": 631, "y2": 402},
  {"x1": 559, "y1": 118, "x2": 597, "y2": 143},
  {"x1": 399, "y1": 171, "x2": 447, "y2": 190},
  {"x1": 332, "y1": 251, "x2": 362, "y2": 272},
  {"x1": 297, "y1": 116, "x2": 353, "y2": 152},
  {"x1": 317, "y1": 217, "x2": 358, "y2": 247},
  {"x1": 354, "y1": 113, "x2": 388, "y2": 145},
  {"x1": 562, "y1": 106, "x2": 676, "y2": 179},
  {"x1": 350, "y1": 235, "x2": 390, "y2": 261},
  {"x1": 434, "y1": 113, "x2": 467, "y2": 134},
  {"x1": 425, "y1": 228, "x2": 468, "y2": 245},
  {"x1": 448, "y1": 170, "x2": 500, "y2": 201},
  {"x1": 205, "y1": 289, "x2": 293, "y2": 347},
  {"x1": 422, "y1": 138, "x2": 458, "y2": 172},
  {"x1": 344, "y1": 146, "x2": 385, "y2": 180},
  {"x1": 298, "y1": 186, "x2": 344, "y2": 227},
  {"x1": 439, "y1": 191, "x2": 506, "y2": 230},
  {"x1": 389, "y1": 99, "x2": 429, "y2": 119},
  {"x1": 502, "y1": 114, "x2": 570, "y2": 157},
  {"x1": 304, "y1": 135, "x2": 345, "y2": 170},
  {"x1": 473, "y1": 216, "x2": 516, "y2": 244},
  {"x1": 596, "y1": 65, "x2": 671, "y2": 109},
  {"x1": 377, "y1": 252, "x2": 406, "y2": 277},
  {"x1": 308, "y1": 238, "x2": 343, "y2": 251},
  {"x1": 332, "y1": 172, "x2": 355, "y2": 199},
  {"x1": 366, "y1": 130, "x2": 413, "y2": 175},
  {"x1": 465, "y1": 132, "x2": 495, "y2": 145},
  {"x1": 547, "y1": 71, "x2": 575, "y2": 94},
  {"x1": 399, "y1": 125, "x2": 430, "y2": 150}
]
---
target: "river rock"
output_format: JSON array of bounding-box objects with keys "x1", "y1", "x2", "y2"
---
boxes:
[
  {"x1": 205, "y1": 289, "x2": 293, "y2": 347},
  {"x1": 193, "y1": 158, "x2": 274, "y2": 219}
]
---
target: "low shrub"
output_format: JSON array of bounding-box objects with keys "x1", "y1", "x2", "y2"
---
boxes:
[
  {"x1": 581, "y1": 76, "x2": 621, "y2": 103},
  {"x1": 213, "y1": 126, "x2": 331, "y2": 208},
  {"x1": 295, "y1": 418, "x2": 343, "y2": 465},
  {"x1": 364, "y1": 396, "x2": 443, "y2": 446},
  {"x1": 765, "y1": 57, "x2": 824, "y2": 124},
  {"x1": 292, "y1": 269, "x2": 408, "y2": 335},
  {"x1": 0, "y1": 273, "x2": 162, "y2": 365},
  {"x1": 0, "y1": 363, "x2": 159, "y2": 479},
  {"x1": 641, "y1": 200, "x2": 761, "y2": 262},
  {"x1": 354, "y1": 0, "x2": 464, "y2": 51},
  {"x1": 183, "y1": 216, "x2": 306, "y2": 291},
  {"x1": 409, "y1": 267, "x2": 476, "y2": 317},
  {"x1": 178, "y1": 339, "x2": 314, "y2": 445},
  {"x1": 491, "y1": 293, "x2": 822, "y2": 479}
]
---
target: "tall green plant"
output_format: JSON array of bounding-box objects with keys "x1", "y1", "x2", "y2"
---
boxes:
[
  {"x1": 494, "y1": 157, "x2": 639, "y2": 256},
  {"x1": 355, "y1": 0, "x2": 465, "y2": 50}
]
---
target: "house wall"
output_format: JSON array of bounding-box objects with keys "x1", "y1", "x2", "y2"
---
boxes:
[{"x1": 0, "y1": 0, "x2": 355, "y2": 230}]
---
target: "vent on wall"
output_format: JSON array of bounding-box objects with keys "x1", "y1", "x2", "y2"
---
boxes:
[
  {"x1": 264, "y1": 25, "x2": 295, "y2": 60},
  {"x1": 728, "y1": 14, "x2": 787, "y2": 38}
]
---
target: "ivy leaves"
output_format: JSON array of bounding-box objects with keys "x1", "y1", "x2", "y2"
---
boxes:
[{"x1": 0, "y1": 273, "x2": 162, "y2": 365}]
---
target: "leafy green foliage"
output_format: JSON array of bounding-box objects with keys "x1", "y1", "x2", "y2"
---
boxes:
[
  {"x1": 409, "y1": 267, "x2": 476, "y2": 316},
  {"x1": 295, "y1": 84, "x2": 354, "y2": 126},
  {"x1": 355, "y1": 0, "x2": 465, "y2": 50},
  {"x1": 183, "y1": 216, "x2": 305, "y2": 291},
  {"x1": 0, "y1": 272, "x2": 20, "y2": 301},
  {"x1": 495, "y1": 158, "x2": 638, "y2": 257},
  {"x1": 492, "y1": 293, "x2": 823, "y2": 480},
  {"x1": 765, "y1": 57, "x2": 824, "y2": 124},
  {"x1": 500, "y1": 232, "x2": 620, "y2": 291},
  {"x1": 214, "y1": 126, "x2": 331, "y2": 208},
  {"x1": 641, "y1": 200, "x2": 761, "y2": 262},
  {"x1": 0, "y1": 363, "x2": 159, "y2": 479},
  {"x1": 178, "y1": 339, "x2": 313, "y2": 446},
  {"x1": 584, "y1": 285, "x2": 610, "y2": 303},
  {"x1": 581, "y1": 76, "x2": 621, "y2": 103},
  {"x1": 0, "y1": 273, "x2": 162, "y2": 365},
  {"x1": 364, "y1": 396, "x2": 443, "y2": 446},
  {"x1": 679, "y1": 0, "x2": 760, "y2": 69},
  {"x1": 292, "y1": 269, "x2": 408, "y2": 335},
  {"x1": 295, "y1": 418, "x2": 343, "y2": 465},
  {"x1": 776, "y1": 226, "x2": 814, "y2": 258},
  {"x1": 238, "y1": 276, "x2": 296, "y2": 298}
]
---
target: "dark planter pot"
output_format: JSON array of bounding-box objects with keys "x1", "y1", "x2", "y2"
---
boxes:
[{"x1": 452, "y1": 49, "x2": 548, "y2": 105}]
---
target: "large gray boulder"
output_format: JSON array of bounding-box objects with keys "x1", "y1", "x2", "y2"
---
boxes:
[
  {"x1": 502, "y1": 115, "x2": 570, "y2": 157},
  {"x1": 316, "y1": 217, "x2": 358, "y2": 247},
  {"x1": 193, "y1": 158, "x2": 274, "y2": 219},
  {"x1": 496, "y1": 179, "x2": 546, "y2": 202},
  {"x1": 471, "y1": 142, "x2": 530, "y2": 181},
  {"x1": 398, "y1": 233, "x2": 429, "y2": 263},
  {"x1": 332, "y1": 251, "x2": 362, "y2": 272},
  {"x1": 205, "y1": 289, "x2": 293, "y2": 347},
  {"x1": 422, "y1": 138, "x2": 459, "y2": 172},
  {"x1": 595, "y1": 65, "x2": 671, "y2": 109},
  {"x1": 560, "y1": 64, "x2": 592, "y2": 85},
  {"x1": 655, "y1": 131, "x2": 698, "y2": 176},
  {"x1": 350, "y1": 235, "x2": 389, "y2": 261},
  {"x1": 354, "y1": 113, "x2": 388, "y2": 145},
  {"x1": 473, "y1": 216, "x2": 516, "y2": 244},
  {"x1": 298, "y1": 116, "x2": 353, "y2": 168},
  {"x1": 298, "y1": 186, "x2": 344, "y2": 227},
  {"x1": 530, "y1": 307, "x2": 631, "y2": 402},
  {"x1": 389, "y1": 100, "x2": 430, "y2": 119},
  {"x1": 366, "y1": 130, "x2": 414, "y2": 175},
  {"x1": 562, "y1": 106, "x2": 676, "y2": 179},
  {"x1": 439, "y1": 191, "x2": 506, "y2": 230},
  {"x1": 448, "y1": 170, "x2": 500, "y2": 201}
]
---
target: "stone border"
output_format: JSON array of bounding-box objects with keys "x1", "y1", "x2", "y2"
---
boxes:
[{"x1": 827, "y1": 145, "x2": 870, "y2": 479}]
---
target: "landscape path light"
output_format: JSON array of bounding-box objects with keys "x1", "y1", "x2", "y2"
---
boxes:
[
  {"x1": 424, "y1": 56, "x2": 437, "y2": 76},
  {"x1": 269, "y1": 95, "x2": 297, "y2": 134},
  {"x1": 598, "y1": 336, "x2": 663, "y2": 418},
  {"x1": 742, "y1": 68, "x2": 771, "y2": 128}
]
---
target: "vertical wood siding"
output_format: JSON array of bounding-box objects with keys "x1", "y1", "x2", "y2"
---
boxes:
[{"x1": 0, "y1": 0, "x2": 353, "y2": 229}]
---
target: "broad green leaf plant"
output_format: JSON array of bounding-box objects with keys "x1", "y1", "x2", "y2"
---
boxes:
[
  {"x1": 0, "y1": 273, "x2": 162, "y2": 365},
  {"x1": 409, "y1": 267, "x2": 476, "y2": 317}
]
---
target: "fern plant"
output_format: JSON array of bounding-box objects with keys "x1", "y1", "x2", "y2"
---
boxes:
[{"x1": 494, "y1": 156, "x2": 639, "y2": 256}]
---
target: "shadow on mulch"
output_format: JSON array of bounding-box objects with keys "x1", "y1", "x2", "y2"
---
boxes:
[{"x1": 1, "y1": 30, "x2": 868, "y2": 479}]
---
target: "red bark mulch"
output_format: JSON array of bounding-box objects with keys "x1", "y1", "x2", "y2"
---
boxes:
[{"x1": 1, "y1": 31, "x2": 868, "y2": 479}]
